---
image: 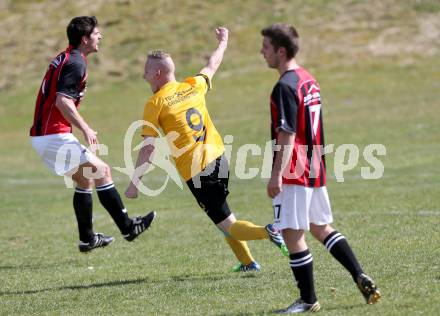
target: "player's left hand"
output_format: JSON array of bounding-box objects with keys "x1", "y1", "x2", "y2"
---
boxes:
[
  {"x1": 267, "y1": 175, "x2": 282, "y2": 198},
  {"x1": 125, "y1": 182, "x2": 139, "y2": 199}
]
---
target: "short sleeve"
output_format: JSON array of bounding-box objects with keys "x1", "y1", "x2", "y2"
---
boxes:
[
  {"x1": 271, "y1": 82, "x2": 298, "y2": 133},
  {"x1": 141, "y1": 97, "x2": 163, "y2": 137},
  {"x1": 56, "y1": 61, "x2": 86, "y2": 99},
  {"x1": 184, "y1": 74, "x2": 211, "y2": 94}
]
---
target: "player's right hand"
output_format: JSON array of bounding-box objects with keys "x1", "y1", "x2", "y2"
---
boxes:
[
  {"x1": 215, "y1": 27, "x2": 228, "y2": 44},
  {"x1": 83, "y1": 128, "x2": 98, "y2": 153},
  {"x1": 267, "y1": 174, "x2": 282, "y2": 198}
]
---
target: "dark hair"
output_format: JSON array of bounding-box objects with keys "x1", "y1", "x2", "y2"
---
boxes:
[
  {"x1": 261, "y1": 23, "x2": 299, "y2": 59},
  {"x1": 66, "y1": 16, "x2": 98, "y2": 48}
]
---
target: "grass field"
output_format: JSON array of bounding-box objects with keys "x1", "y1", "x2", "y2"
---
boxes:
[{"x1": 1, "y1": 1, "x2": 439, "y2": 315}]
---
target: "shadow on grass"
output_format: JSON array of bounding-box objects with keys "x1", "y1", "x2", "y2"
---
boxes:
[
  {"x1": 0, "y1": 271, "x2": 254, "y2": 296},
  {"x1": 171, "y1": 271, "x2": 259, "y2": 283},
  {"x1": 217, "y1": 303, "x2": 364, "y2": 316},
  {"x1": 0, "y1": 277, "x2": 151, "y2": 296},
  {"x1": 323, "y1": 303, "x2": 363, "y2": 312},
  {"x1": 216, "y1": 313, "x2": 265, "y2": 316},
  {"x1": 0, "y1": 260, "x2": 79, "y2": 271},
  {"x1": 216, "y1": 312, "x2": 269, "y2": 316},
  {"x1": 215, "y1": 299, "x2": 365, "y2": 315}
]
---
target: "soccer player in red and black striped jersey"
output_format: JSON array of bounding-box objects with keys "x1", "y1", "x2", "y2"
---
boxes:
[
  {"x1": 30, "y1": 16, "x2": 155, "y2": 253},
  {"x1": 261, "y1": 23, "x2": 381, "y2": 313}
]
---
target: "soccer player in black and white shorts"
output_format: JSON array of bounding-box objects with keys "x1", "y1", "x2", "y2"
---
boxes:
[
  {"x1": 30, "y1": 16, "x2": 155, "y2": 253},
  {"x1": 260, "y1": 23, "x2": 381, "y2": 313}
]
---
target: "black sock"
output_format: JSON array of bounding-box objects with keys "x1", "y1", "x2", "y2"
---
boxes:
[
  {"x1": 289, "y1": 249, "x2": 317, "y2": 304},
  {"x1": 96, "y1": 183, "x2": 131, "y2": 234},
  {"x1": 73, "y1": 188, "x2": 94, "y2": 242},
  {"x1": 323, "y1": 231, "x2": 363, "y2": 282}
]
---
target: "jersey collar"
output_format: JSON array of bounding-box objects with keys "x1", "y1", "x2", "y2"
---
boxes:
[
  {"x1": 280, "y1": 67, "x2": 301, "y2": 79},
  {"x1": 66, "y1": 45, "x2": 88, "y2": 64}
]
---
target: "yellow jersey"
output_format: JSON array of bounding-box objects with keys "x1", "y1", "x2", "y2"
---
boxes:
[{"x1": 142, "y1": 75, "x2": 225, "y2": 181}]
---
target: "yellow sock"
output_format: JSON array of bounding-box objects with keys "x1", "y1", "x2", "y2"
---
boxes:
[
  {"x1": 225, "y1": 236, "x2": 254, "y2": 265},
  {"x1": 229, "y1": 220, "x2": 269, "y2": 241}
]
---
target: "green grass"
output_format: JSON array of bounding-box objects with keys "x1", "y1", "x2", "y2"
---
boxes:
[{"x1": 1, "y1": 1, "x2": 440, "y2": 315}]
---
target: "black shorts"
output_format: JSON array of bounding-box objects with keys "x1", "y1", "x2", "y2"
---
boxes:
[{"x1": 186, "y1": 155, "x2": 232, "y2": 224}]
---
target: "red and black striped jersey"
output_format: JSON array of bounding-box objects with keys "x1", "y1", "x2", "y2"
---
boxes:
[
  {"x1": 270, "y1": 68, "x2": 326, "y2": 187},
  {"x1": 30, "y1": 46, "x2": 87, "y2": 136}
]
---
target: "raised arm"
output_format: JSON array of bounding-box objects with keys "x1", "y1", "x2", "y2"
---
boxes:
[{"x1": 199, "y1": 27, "x2": 229, "y2": 81}]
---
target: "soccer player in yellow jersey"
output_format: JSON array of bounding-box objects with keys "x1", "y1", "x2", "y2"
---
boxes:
[{"x1": 125, "y1": 27, "x2": 288, "y2": 271}]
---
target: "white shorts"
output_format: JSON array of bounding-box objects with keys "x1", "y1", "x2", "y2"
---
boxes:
[
  {"x1": 30, "y1": 133, "x2": 92, "y2": 176},
  {"x1": 272, "y1": 184, "x2": 333, "y2": 231}
]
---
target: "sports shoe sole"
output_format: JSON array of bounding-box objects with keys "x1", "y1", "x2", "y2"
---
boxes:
[
  {"x1": 265, "y1": 224, "x2": 289, "y2": 257},
  {"x1": 367, "y1": 289, "x2": 381, "y2": 304},
  {"x1": 357, "y1": 273, "x2": 381, "y2": 304}
]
